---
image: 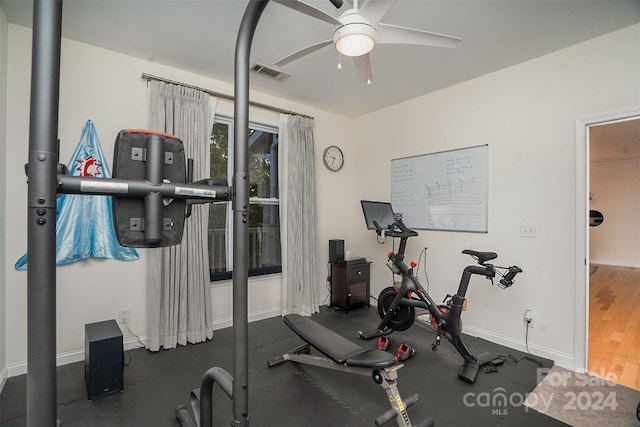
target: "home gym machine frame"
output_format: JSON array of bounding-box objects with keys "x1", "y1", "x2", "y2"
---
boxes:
[
  {"x1": 25, "y1": 1, "x2": 340, "y2": 426},
  {"x1": 26, "y1": 4, "x2": 232, "y2": 425}
]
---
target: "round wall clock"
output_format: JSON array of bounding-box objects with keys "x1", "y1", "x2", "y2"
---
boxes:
[{"x1": 322, "y1": 145, "x2": 344, "y2": 171}]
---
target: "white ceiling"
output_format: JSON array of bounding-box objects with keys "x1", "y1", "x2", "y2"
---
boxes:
[{"x1": 2, "y1": 0, "x2": 639, "y2": 118}]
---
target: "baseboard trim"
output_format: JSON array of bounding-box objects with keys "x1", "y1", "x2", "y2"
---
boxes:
[
  {"x1": 6, "y1": 311, "x2": 282, "y2": 380},
  {"x1": 589, "y1": 261, "x2": 640, "y2": 269},
  {"x1": 464, "y1": 325, "x2": 575, "y2": 370},
  {"x1": 6, "y1": 336, "x2": 146, "y2": 379},
  {"x1": 212, "y1": 308, "x2": 281, "y2": 331},
  {"x1": 0, "y1": 364, "x2": 7, "y2": 394}
]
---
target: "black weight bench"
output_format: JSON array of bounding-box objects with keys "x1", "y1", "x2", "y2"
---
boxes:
[{"x1": 268, "y1": 314, "x2": 433, "y2": 427}]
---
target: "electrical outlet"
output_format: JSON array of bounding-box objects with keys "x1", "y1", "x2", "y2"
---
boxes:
[
  {"x1": 520, "y1": 223, "x2": 537, "y2": 238},
  {"x1": 524, "y1": 309, "x2": 533, "y2": 327},
  {"x1": 118, "y1": 308, "x2": 130, "y2": 324}
]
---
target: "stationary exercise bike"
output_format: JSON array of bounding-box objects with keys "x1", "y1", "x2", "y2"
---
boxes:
[{"x1": 358, "y1": 201, "x2": 522, "y2": 383}]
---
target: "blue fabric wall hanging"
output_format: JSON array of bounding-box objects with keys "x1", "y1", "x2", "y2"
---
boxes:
[{"x1": 15, "y1": 119, "x2": 139, "y2": 270}]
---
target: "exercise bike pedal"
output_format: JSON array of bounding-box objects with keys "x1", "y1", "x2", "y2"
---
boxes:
[
  {"x1": 378, "y1": 335, "x2": 391, "y2": 351},
  {"x1": 431, "y1": 335, "x2": 441, "y2": 351},
  {"x1": 397, "y1": 343, "x2": 416, "y2": 362}
]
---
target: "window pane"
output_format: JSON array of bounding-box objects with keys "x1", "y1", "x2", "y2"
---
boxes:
[
  {"x1": 249, "y1": 130, "x2": 278, "y2": 199},
  {"x1": 209, "y1": 122, "x2": 230, "y2": 276},
  {"x1": 210, "y1": 122, "x2": 229, "y2": 179},
  {"x1": 248, "y1": 203, "x2": 281, "y2": 269},
  {"x1": 208, "y1": 202, "x2": 228, "y2": 273},
  {"x1": 209, "y1": 121, "x2": 281, "y2": 280}
]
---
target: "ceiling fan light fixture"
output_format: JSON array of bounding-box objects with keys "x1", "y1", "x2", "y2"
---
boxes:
[{"x1": 333, "y1": 22, "x2": 377, "y2": 57}]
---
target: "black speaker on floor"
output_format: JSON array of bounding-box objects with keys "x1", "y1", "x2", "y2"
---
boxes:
[
  {"x1": 85, "y1": 319, "x2": 124, "y2": 400},
  {"x1": 329, "y1": 239, "x2": 344, "y2": 263}
]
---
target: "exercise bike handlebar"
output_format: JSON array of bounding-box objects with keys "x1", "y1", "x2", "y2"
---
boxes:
[
  {"x1": 462, "y1": 260, "x2": 522, "y2": 288},
  {"x1": 373, "y1": 219, "x2": 418, "y2": 239},
  {"x1": 459, "y1": 249, "x2": 522, "y2": 287},
  {"x1": 499, "y1": 265, "x2": 523, "y2": 288}
]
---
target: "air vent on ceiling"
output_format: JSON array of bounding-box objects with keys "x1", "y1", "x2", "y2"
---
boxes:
[{"x1": 250, "y1": 63, "x2": 291, "y2": 82}]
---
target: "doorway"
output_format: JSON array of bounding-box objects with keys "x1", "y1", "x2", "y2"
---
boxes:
[{"x1": 579, "y1": 113, "x2": 640, "y2": 390}]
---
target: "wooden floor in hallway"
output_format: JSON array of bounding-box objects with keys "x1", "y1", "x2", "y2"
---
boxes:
[{"x1": 588, "y1": 264, "x2": 640, "y2": 390}]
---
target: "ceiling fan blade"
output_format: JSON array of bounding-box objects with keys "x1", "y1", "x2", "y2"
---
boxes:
[
  {"x1": 275, "y1": 39, "x2": 333, "y2": 67},
  {"x1": 352, "y1": 53, "x2": 372, "y2": 83},
  {"x1": 271, "y1": 0, "x2": 342, "y2": 25},
  {"x1": 377, "y1": 22, "x2": 461, "y2": 48},
  {"x1": 358, "y1": 0, "x2": 398, "y2": 25}
]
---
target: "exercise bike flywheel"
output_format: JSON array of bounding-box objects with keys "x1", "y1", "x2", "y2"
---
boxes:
[{"x1": 377, "y1": 287, "x2": 416, "y2": 331}]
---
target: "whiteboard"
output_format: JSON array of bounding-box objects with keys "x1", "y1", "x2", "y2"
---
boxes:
[{"x1": 391, "y1": 145, "x2": 488, "y2": 232}]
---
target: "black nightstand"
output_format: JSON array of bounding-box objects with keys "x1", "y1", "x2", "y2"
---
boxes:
[{"x1": 330, "y1": 260, "x2": 371, "y2": 313}]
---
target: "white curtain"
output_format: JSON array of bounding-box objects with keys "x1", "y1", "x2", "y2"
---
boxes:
[
  {"x1": 279, "y1": 114, "x2": 320, "y2": 316},
  {"x1": 146, "y1": 81, "x2": 217, "y2": 351}
]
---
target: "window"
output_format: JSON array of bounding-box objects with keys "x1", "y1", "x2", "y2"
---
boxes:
[{"x1": 208, "y1": 118, "x2": 281, "y2": 281}]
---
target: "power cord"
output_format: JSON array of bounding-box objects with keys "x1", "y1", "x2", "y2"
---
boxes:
[
  {"x1": 493, "y1": 321, "x2": 544, "y2": 366},
  {"x1": 523, "y1": 320, "x2": 543, "y2": 366},
  {"x1": 122, "y1": 323, "x2": 145, "y2": 367},
  {"x1": 124, "y1": 322, "x2": 145, "y2": 348},
  {"x1": 416, "y1": 247, "x2": 430, "y2": 294}
]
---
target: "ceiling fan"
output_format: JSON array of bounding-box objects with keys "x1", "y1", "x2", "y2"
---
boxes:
[{"x1": 271, "y1": 0, "x2": 461, "y2": 84}]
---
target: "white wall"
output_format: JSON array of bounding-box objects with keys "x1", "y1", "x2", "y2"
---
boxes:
[
  {"x1": 590, "y1": 159, "x2": 640, "y2": 268},
  {"x1": 3, "y1": 23, "x2": 355, "y2": 375},
  {"x1": 349, "y1": 24, "x2": 640, "y2": 371},
  {"x1": 0, "y1": 6, "x2": 8, "y2": 390}
]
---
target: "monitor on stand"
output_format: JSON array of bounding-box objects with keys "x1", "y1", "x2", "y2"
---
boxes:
[{"x1": 360, "y1": 200, "x2": 396, "y2": 231}]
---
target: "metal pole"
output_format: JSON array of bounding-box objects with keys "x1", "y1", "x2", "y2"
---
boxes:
[
  {"x1": 143, "y1": 134, "x2": 164, "y2": 246},
  {"x1": 26, "y1": 0, "x2": 63, "y2": 425},
  {"x1": 232, "y1": 1, "x2": 270, "y2": 425}
]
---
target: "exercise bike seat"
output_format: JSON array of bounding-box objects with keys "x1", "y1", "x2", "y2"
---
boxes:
[
  {"x1": 462, "y1": 249, "x2": 497, "y2": 264},
  {"x1": 283, "y1": 314, "x2": 397, "y2": 369}
]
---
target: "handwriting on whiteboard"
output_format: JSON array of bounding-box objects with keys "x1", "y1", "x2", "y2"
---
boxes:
[{"x1": 392, "y1": 145, "x2": 488, "y2": 232}]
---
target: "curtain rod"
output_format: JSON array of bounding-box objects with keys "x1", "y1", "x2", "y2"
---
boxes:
[{"x1": 141, "y1": 73, "x2": 313, "y2": 119}]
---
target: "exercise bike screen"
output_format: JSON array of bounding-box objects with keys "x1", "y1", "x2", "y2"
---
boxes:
[{"x1": 361, "y1": 200, "x2": 396, "y2": 230}]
